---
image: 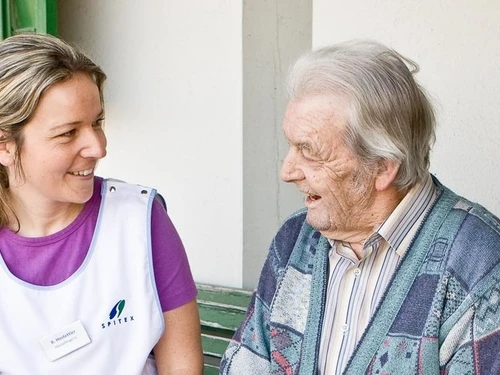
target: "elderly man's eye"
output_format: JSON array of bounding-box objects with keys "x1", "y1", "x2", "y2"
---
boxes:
[{"x1": 298, "y1": 143, "x2": 313, "y2": 157}]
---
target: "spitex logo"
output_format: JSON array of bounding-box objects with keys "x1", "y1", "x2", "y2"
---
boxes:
[
  {"x1": 109, "y1": 299, "x2": 126, "y2": 319},
  {"x1": 101, "y1": 299, "x2": 134, "y2": 330}
]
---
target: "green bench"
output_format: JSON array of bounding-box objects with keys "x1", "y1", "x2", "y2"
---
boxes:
[{"x1": 197, "y1": 283, "x2": 253, "y2": 375}]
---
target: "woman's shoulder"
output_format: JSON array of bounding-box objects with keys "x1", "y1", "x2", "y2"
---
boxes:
[{"x1": 98, "y1": 177, "x2": 156, "y2": 195}]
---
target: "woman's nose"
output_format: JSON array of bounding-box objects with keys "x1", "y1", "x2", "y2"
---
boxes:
[{"x1": 80, "y1": 128, "x2": 107, "y2": 159}]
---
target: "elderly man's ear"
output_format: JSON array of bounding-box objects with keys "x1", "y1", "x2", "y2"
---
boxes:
[
  {"x1": 0, "y1": 131, "x2": 16, "y2": 167},
  {"x1": 375, "y1": 160, "x2": 400, "y2": 191}
]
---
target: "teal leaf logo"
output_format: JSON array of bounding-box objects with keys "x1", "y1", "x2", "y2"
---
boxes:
[{"x1": 109, "y1": 300, "x2": 126, "y2": 319}]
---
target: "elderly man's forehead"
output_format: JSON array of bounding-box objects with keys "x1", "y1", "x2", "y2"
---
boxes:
[{"x1": 284, "y1": 95, "x2": 348, "y2": 128}]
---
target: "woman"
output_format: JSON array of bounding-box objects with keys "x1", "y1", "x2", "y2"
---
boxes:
[{"x1": 0, "y1": 33, "x2": 203, "y2": 374}]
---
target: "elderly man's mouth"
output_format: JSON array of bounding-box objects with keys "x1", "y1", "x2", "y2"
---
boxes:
[{"x1": 305, "y1": 194, "x2": 321, "y2": 206}]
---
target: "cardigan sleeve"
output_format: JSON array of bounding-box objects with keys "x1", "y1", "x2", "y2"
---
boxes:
[
  {"x1": 220, "y1": 211, "x2": 309, "y2": 374},
  {"x1": 220, "y1": 224, "x2": 294, "y2": 374},
  {"x1": 219, "y1": 254, "x2": 276, "y2": 373},
  {"x1": 440, "y1": 280, "x2": 500, "y2": 374}
]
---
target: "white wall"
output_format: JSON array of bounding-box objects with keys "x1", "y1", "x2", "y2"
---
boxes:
[
  {"x1": 242, "y1": 0, "x2": 310, "y2": 289},
  {"x1": 58, "y1": 0, "x2": 500, "y2": 289},
  {"x1": 314, "y1": 0, "x2": 500, "y2": 216},
  {"x1": 59, "y1": 0, "x2": 244, "y2": 287}
]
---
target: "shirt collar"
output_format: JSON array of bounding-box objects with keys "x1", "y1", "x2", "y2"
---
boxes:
[
  {"x1": 326, "y1": 174, "x2": 437, "y2": 258},
  {"x1": 366, "y1": 174, "x2": 437, "y2": 256}
]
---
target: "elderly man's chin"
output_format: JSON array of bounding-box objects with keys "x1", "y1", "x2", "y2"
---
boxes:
[{"x1": 305, "y1": 210, "x2": 334, "y2": 232}]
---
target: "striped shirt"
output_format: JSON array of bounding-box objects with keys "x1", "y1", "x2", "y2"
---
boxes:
[{"x1": 318, "y1": 175, "x2": 437, "y2": 374}]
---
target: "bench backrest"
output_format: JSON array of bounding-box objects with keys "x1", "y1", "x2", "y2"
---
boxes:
[{"x1": 197, "y1": 283, "x2": 253, "y2": 374}]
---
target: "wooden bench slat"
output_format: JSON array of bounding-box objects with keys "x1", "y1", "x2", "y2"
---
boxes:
[
  {"x1": 199, "y1": 305, "x2": 247, "y2": 332},
  {"x1": 197, "y1": 283, "x2": 252, "y2": 373},
  {"x1": 198, "y1": 299, "x2": 248, "y2": 313},
  {"x1": 203, "y1": 365, "x2": 220, "y2": 375},
  {"x1": 202, "y1": 334, "x2": 231, "y2": 359},
  {"x1": 197, "y1": 284, "x2": 253, "y2": 309}
]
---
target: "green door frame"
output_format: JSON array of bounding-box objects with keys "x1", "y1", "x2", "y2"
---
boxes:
[{"x1": 1, "y1": 0, "x2": 57, "y2": 40}]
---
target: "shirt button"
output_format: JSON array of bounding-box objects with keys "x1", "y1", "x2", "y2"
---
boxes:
[
  {"x1": 353, "y1": 268, "x2": 361, "y2": 276},
  {"x1": 341, "y1": 324, "x2": 349, "y2": 332}
]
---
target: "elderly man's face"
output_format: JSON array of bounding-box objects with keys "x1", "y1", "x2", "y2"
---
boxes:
[{"x1": 281, "y1": 95, "x2": 376, "y2": 239}]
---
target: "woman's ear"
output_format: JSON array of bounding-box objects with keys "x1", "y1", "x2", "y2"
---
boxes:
[
  {"x1": 375, "y1": 159, "x2": 400, "y2": 191},
  {"x1": 0, "y1": 131, "x2": 16, "y2": 167}
]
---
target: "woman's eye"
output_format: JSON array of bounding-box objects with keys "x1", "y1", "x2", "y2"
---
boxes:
[
  {"x1": 60, "y1": 129, "x2": 76, "y2": 137},
  {"x1": 93, "y1": 118, "x2": 105, "y2": 129}
]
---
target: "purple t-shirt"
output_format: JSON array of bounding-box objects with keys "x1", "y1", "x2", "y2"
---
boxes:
[{"x1": 0, "y1": 177, "x2": 197, "y2": 312}]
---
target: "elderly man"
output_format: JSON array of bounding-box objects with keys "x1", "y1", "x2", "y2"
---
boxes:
[{"x1": 221, "y1": 40, "x2": 500, "y2": 374}]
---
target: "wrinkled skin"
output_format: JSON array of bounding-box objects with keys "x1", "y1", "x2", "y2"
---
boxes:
[{"x1": 281, "y1": 95, "x2": 400, "y2": 252}]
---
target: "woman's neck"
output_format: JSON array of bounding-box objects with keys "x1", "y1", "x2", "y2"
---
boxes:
[{"x1": 7, "y1": 191, "x2": 84, "y2": 237}]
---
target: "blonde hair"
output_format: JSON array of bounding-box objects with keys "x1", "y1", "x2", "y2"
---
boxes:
[{"x1": 0, "y1": 33, "x2": 106, "y2": 228}]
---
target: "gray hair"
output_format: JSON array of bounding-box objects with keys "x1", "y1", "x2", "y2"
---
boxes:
[
  {"x1": 0, "y1": 33, "x2": 106, "y2": 228},
  {"x1": 287, "y1": 40, "x2": 435, "y2": 192}
]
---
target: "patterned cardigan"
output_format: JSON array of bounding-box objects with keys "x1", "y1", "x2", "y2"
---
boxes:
[{"x1": 221, "y1": 181, "x2": 500, "y2": 374}]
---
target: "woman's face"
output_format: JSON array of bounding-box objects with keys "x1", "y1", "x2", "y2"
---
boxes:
[{"x1": 7, "y1": 72, "x2": 107, "y2": 207}]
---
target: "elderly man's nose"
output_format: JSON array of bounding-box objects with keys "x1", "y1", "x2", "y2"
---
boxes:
[{"x1": 281, "y1": 152, "x2": 303, "y2": 182}]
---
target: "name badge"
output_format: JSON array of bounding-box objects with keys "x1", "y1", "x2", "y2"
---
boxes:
[{"x1": 39, "y1": 320, "x2": 91, "y2": 361}]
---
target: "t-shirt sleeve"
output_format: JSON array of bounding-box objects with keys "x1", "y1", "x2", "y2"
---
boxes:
[{"x1": 151, "y1": 195, "x2": 197, "y2": 312}]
